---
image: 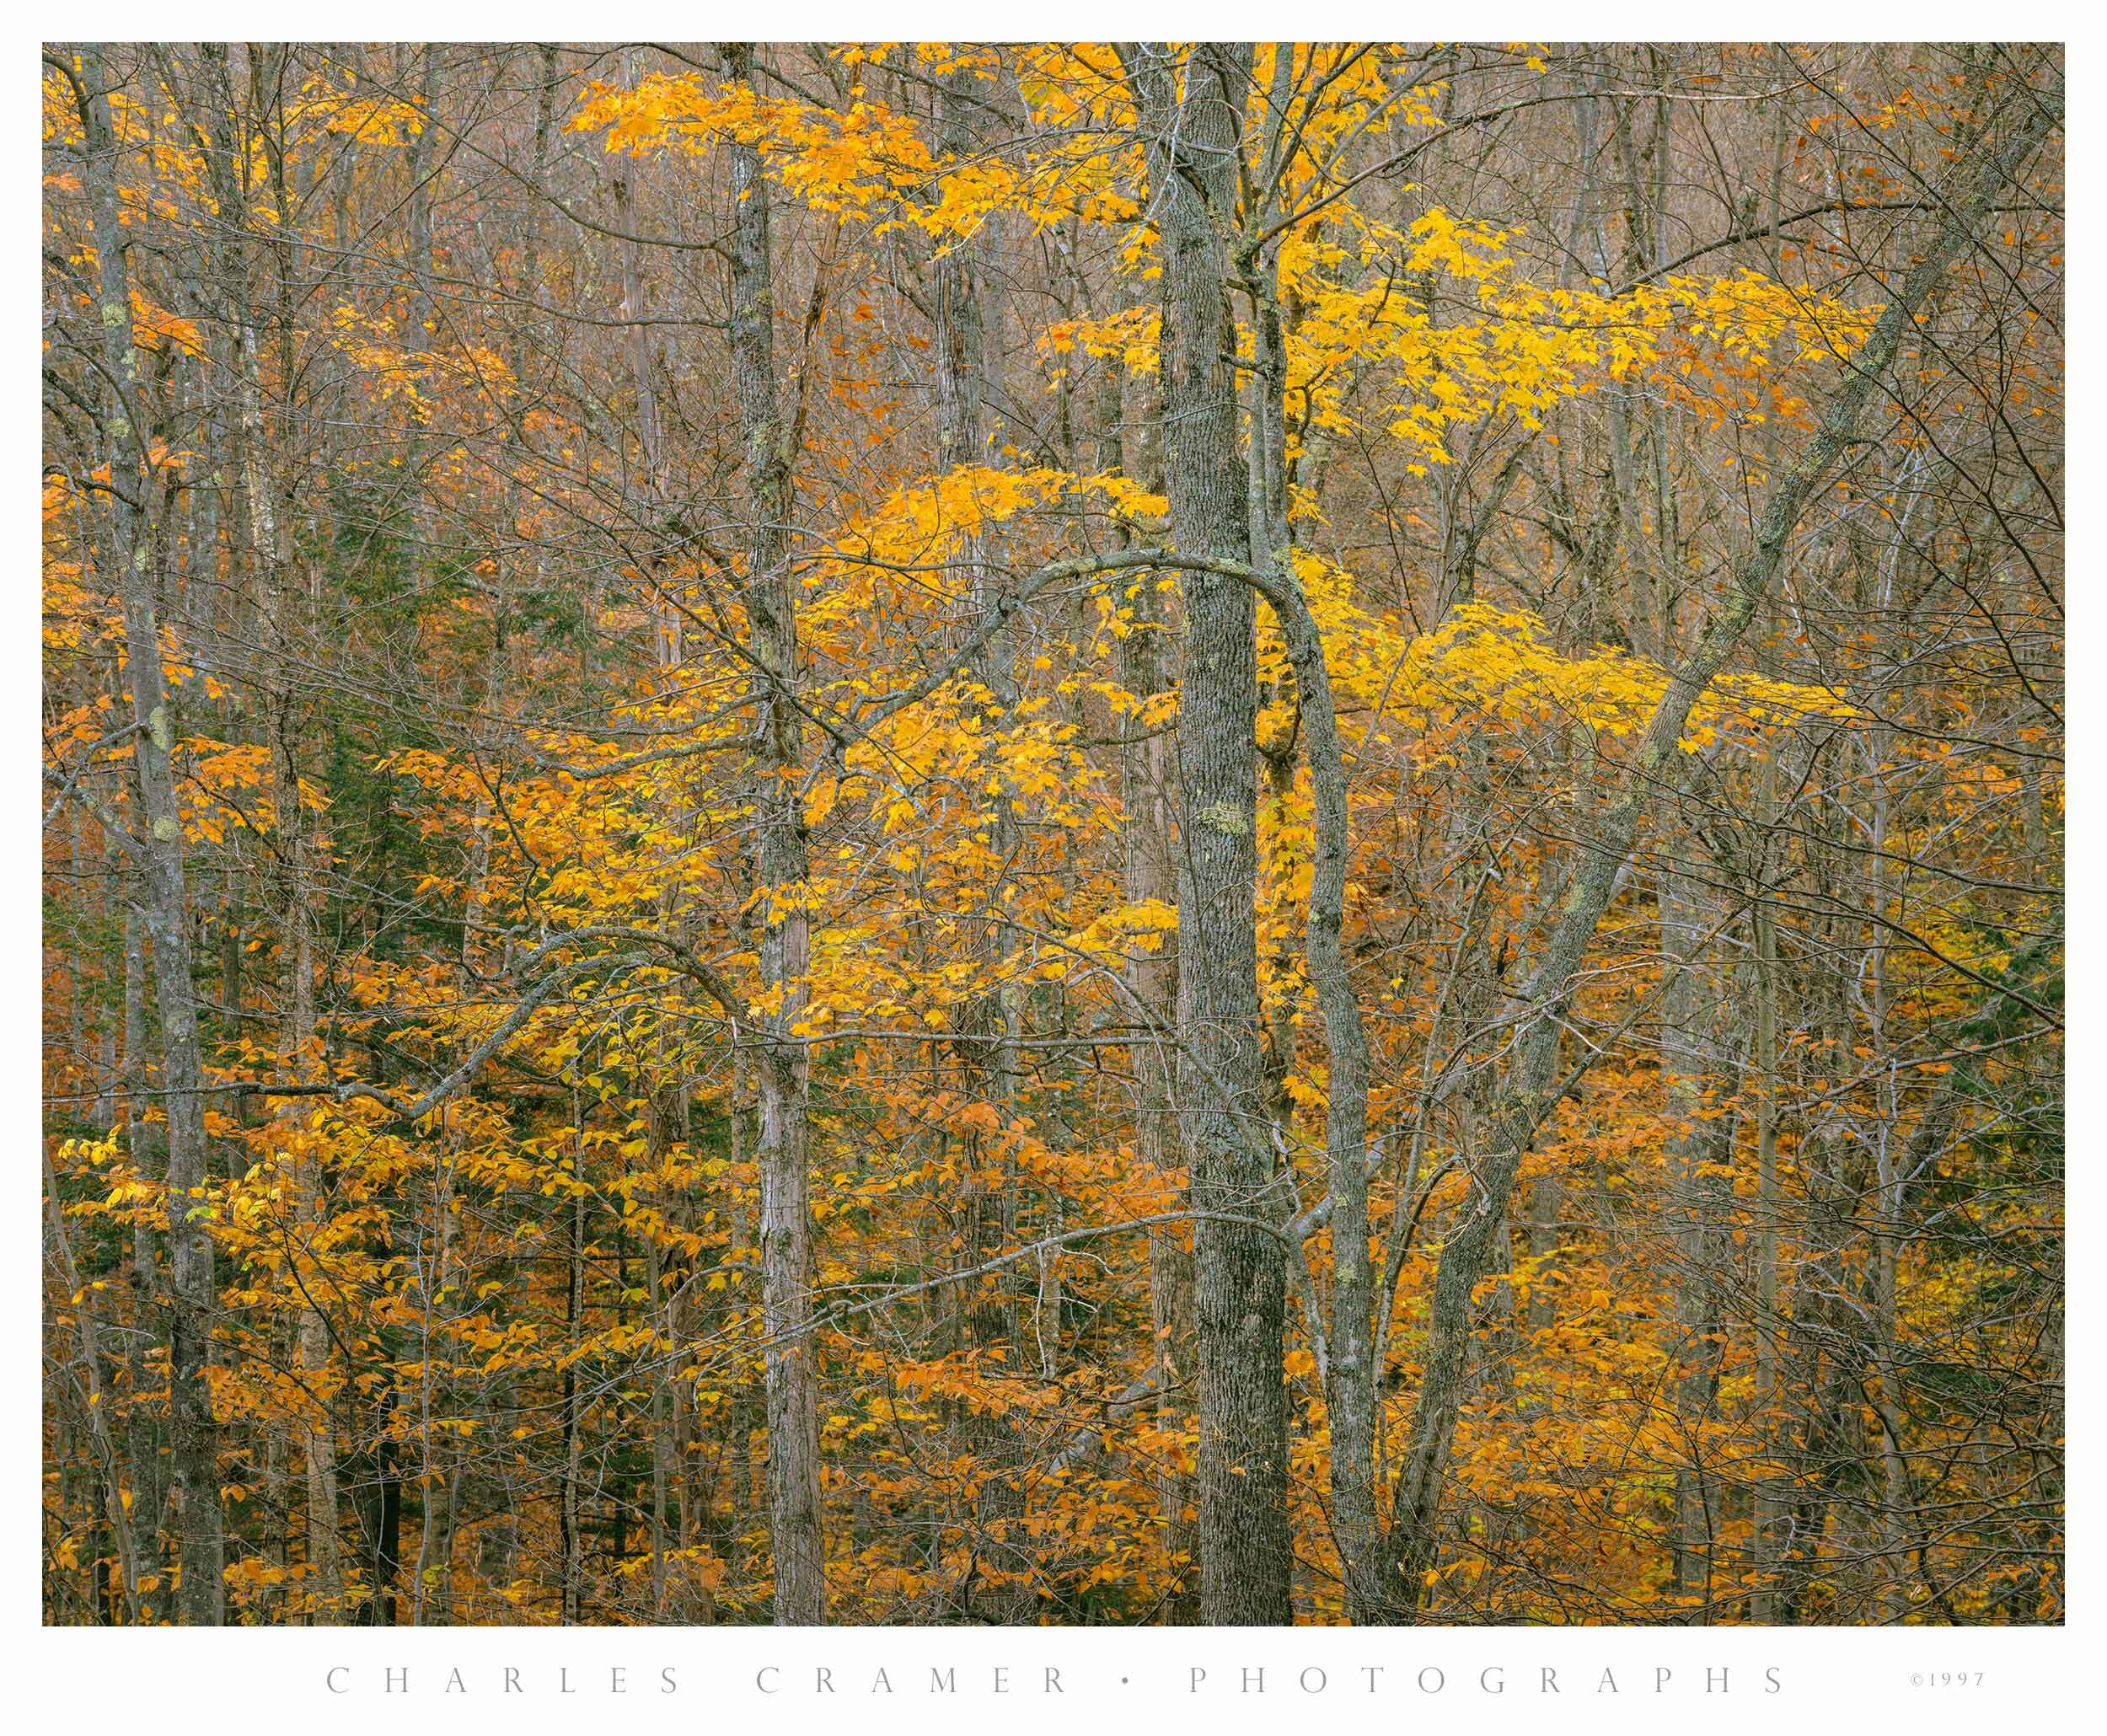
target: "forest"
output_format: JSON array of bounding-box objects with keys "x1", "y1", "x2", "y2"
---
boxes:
[{"x1": 40, "y1": 40, "x2": 2063, "y2": 1627}]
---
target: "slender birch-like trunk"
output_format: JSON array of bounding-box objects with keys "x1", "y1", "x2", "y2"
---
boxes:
[{"x1": 74, "y1": 46, "x2": 224, "y2": 1625}]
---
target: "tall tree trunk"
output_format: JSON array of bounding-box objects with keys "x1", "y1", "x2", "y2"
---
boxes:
[
  {"x1": 722, "y1": 40, "x2": 827, "y2": 1626},
  {"x1": 1750, "y1": 861, "x2": 1783, "y2": 1621},
  {"x1": 560, "y1": 1175, "x2": 585, "y2": 1624},
  {"x1": 1133, "y1": 40, "x2": 1294, "y2": 1626},
  {"x1": 1659, "y1": 833, "x2": 1738, "y2": 1615},
  {"x1": 120, "y1": 895, "x2": 167, "y2": 1615},
  {"x1": 74, "y1": 46, "x2": 224, "y2": 1626},
  {"x1": 1239, "y1": 208, "x2": 1391, "y2": 1622},
  {"x1": 196, "y1": 41, "x2": 344, "y2": 1617}
]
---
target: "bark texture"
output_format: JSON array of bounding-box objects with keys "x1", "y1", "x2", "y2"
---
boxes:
[
  {"x1": 1134, "y1": 39, "x2": 1294, "y2": 1626},
  {"x1": 75, "y1": 46, "x2": 225, "y2": 1627},
  {"x1": 723, "y1": 40, "x2": 828, "y2": 1626}
]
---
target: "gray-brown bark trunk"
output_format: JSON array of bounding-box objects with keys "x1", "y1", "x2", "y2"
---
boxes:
[
  {"x1": 723, "y1": 40, "x2": 827, "y2": 1626},
  {"x1": 1134, "y1": 39, "x2": 1294, "y2": 1626},
  {"x1": 76, "y1": 46, "x2": 224, "y2": 1626}
]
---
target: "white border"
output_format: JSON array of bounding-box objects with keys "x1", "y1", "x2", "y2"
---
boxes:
[{"x1": 12, "y1": 11, "x2": 2090, "y2": 1732}]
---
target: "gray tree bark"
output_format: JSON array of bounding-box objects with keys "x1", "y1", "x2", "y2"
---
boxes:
[
  {"x1": 73, "y1": 45, "x2": 224, "y2": 1626},
  {"x1": 723, "y1": 40, "x2": 827, "y2": 1626},
  {"x1": 1131, "y1": 40, "x2": 1295, "y2": 1626}
]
